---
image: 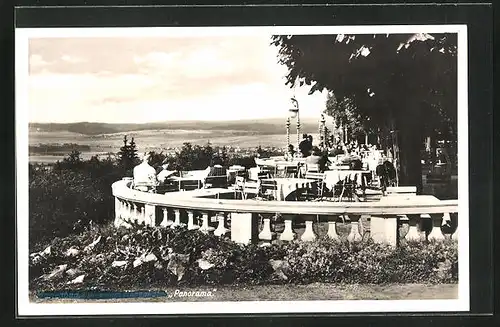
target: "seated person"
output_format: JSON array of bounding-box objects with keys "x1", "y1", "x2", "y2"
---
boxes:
[
  {"x1": 299, "y1": 134, "x2": 312, "y2": 157},
  {"x1": 133, "y1": 153, "x2": 158, "y2": 192},
  {"x1": 306, "y1": 147, "x2": 330, "y2": 172},
  {"x1": 285, "y1": 144, "x2": 296, "y2": 160},
  {"x1": 156, "y1": 159, "x2": 178, "y2": 184}
]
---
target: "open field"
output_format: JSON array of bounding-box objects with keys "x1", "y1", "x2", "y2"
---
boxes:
[
  {"x1": 29, "y1": 129, "x2": 319, "y2": 163},
  {"x1": 31, "y1": 283, "x2": 457, "y2": 303}
]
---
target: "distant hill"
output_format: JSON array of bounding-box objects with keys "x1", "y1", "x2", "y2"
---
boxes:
[{"x1": 29, "y1": 118, "x2": 324, "y2": 136}]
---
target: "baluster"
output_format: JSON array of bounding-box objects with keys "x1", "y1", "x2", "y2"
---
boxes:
[
  {"x1": 187, "y1": 210, "x2": 199, "y2": 230},
  {"x1": 160, "y1": 208, "x2": 173, "y2": 227},
  {"x1": 428, "y1": 213, "x2": 445, "y2": 241},
  {"x1": 131, "y1": 203, "x2": 138, "y2": 223},
  {"x1": 279, "y1": 215, "x2": 295, "y2": 241},
  {"x1": 199, "y1": 212, "x2": 215, "y2": 234},
  {"x1": 171, "y1": 208, "x2": 183, "y2": 228},
  {"x1": 258, "y1": 216, "x2": 272, "y2": 241},
  {"x1": 405, "y1": 214, "x2": 422, "y2": 241},
  {"x1": 346, "y1": 215, "x2": 362, "y2": 243},
  {"x1": 327, "y1": 216, "x2": 340, "y2": 241},
  {"x1": 452, "y1": 222, "x2": 459, "y2": 241},
  {"x1": 114, "y1": 198, "x2": 122, "y2": 227},
  {"x1": 214, "y1": 212, "x2": 229, "y2": 237},
  {"x1": 127, "y1": 202, "x2": 133, "y2": 222},
  {"x1": 301, "y1": 217, "x2": 317, "y2": 242},
  {"x1": 140, "y1": 206, "x2": 146, "y2": 225}
]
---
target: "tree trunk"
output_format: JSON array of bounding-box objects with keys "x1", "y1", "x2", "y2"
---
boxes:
[{"x1": 396, "y1": 114, "x2": 424, "y2": 194}]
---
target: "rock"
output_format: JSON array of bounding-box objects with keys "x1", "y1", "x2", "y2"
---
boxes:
[
  {"x1": 66, "y1": 268, "x2": 83, "y2": 277},
  {"x1": 44, "y1": 264, "x2": 68, "y2": 281},
  {"x1": 133, "y1": 258, "x2": 143, "y2": 268},
  {"x1": 197, "y1": 259, "x2": 214, "y2": 270},
  {"x1": 65, "y1": 247, "x2": 80, "y2": 257},
  {"x1": 67, "y1": 274, "x2": 85, "y2": 284},
  {"x1": 154, "y1": 262, "x2": 163, "y2": 270},
  {"x1": 41, "y1": 246, "x2": 51, "y2": 256},
  {"x1": 84, "y1": 236, "x2": 102, "y2": 253},
  {"x1": 111, "y1": 260, "x2": 128, "y2": 268},
  {"x1": 167, "y1": 253, "x2": 190, "y2": 281},
  {"x1": 269, "y1": 259, "x2": 290, "y2": 281},
  {"x1": 143, "y1": 253, "x2": 157, "y2": 263}
]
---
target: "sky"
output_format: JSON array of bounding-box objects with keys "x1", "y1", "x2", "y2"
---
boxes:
[{"x1": 28, "y1": 35, "x2": 329, "y2": 123}]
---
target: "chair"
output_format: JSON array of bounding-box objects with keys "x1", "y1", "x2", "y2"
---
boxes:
[
  {"x1": 259, "y1": 179, "x2": 278, "y2": 200},
  {"x1": 234, "y1": 176, "x2": 246, "y2": 199},
  {"x1": 305, "y1": 163, "x2": 320, "y2": 173},
  {"x1": 304, "y1": 172, "x2": 326, "y2": 199},
  {"x1": 284, "y1": 164, "x2": 299, "y2": 178},
  {"x1": 204, "y1": 165, "x2": 228, "y2": 189}
]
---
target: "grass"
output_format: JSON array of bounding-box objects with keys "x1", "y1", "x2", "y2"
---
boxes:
[{"x1": 30, "y1": 283, "x2": 458, "y2": 303}]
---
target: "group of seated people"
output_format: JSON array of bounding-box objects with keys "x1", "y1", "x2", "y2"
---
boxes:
[{"x1": 132, "y1": 153, "x2": 228, "y2": 193}]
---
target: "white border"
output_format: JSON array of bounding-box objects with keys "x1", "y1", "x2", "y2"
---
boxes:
[{"x1": 16, "y1": 25, "x2": 469, "y2": 316}]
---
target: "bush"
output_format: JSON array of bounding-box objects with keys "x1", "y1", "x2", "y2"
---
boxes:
[{"x1": 29, "y1": 225, "x2": 458, "y2": 292}]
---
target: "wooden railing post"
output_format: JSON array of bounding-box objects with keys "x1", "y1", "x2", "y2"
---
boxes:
[
  {"x1": 428, "y1": 213, "x2": 445, "y2": 241},
  {"x1": 347, "y1": 215, "x2": 363, "y2": 243}
]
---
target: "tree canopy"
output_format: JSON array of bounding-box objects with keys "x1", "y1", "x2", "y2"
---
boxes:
[{"x1": 271, "y1": 33, "x2": 457, "y2": 190}]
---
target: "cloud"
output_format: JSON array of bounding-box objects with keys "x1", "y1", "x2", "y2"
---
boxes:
[{"x1": 61, "y1": 55, "x2": 86, "y2": 64}]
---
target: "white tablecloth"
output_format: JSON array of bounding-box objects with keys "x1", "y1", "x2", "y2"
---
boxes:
[
  {"x1": 323, "y1": 170, "x2": 369, "y2": 190},
  {"x1": 262, "y1": 178, "x2": 314, "y2": 201}
]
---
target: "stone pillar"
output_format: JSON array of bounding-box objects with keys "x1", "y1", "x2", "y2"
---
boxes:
[
  {"x1": 405, "y1": 214, "x2": 422, "y2": 241},
  {"x1": 160, "y1": 208, "x2": 173, "y2": 227},
  {"x1": 279, "y1": 216, "x2": 295, "y2": 241},
  {"x1": 199, "y1": 212, "x2": 215, "y2": 234},
  {"x1": 231, "y1": 212, "x2": 258, "y2": 244},
  {"x1": 144, "y1": 204, "x2": 156, "y2": 227},
  {"x1": 259, "y1": 217, "x2": 272, "y2": 241},
  {"x1": 370, "y1": 214, "x2": 398, "y2": 246},
  {"x1": 171, "y1": 208, "x2": 183, "y2": 228},
  {"x1": 214, "y1": 212, "x2": 229, "y2": 237},
  {"x1": 301, "y1": 219, "x2": 316, "y2": 242},
  {"x1": 428, "y1": 213, "x2": 445, "y2": 241},
  {"x1": 187, "y1": 210, "x2": 199, "y2": 230},
  {"x1": 114, "y1": 198, "x2": 122, "y2": 227},
  {"x1": 346, "y1": 215, "x2": 363, "y2": 243},
  {"x1": 327, "y1": 216, "x2": 340, "y2": 241},
  {"x1": 451, "y1": 213, "x2": 459, "y2": 241}
]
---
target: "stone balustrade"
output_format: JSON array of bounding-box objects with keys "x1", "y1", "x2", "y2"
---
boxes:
[{"x1": 112, "y1": 179, "x2": 459, "y2": 246}]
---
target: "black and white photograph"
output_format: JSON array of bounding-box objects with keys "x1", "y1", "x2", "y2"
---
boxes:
[{"x1": 16, "y1": 25, "x2": 469, "y2": 315}]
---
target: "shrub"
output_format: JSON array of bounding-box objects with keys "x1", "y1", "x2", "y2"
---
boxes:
[{"x1": 29, "y1": 225, "x2": 459, "y2": 292}]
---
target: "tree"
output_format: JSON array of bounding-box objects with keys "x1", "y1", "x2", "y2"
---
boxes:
[
  {"x1": 271, "y1": 33, "x2": 457, "y2": 192},
  {"x1": 117, "y1": 135, "x2": 139, "y2": 173}
]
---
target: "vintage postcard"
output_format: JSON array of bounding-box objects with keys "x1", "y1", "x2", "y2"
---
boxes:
[{"x1": 16, "y1": 25, "x2": 469, "y2": 316}]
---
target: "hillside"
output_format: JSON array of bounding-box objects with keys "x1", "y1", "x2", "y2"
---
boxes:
[{"x1": 29, "y1": 118, "x2": 324, "y2": 136}]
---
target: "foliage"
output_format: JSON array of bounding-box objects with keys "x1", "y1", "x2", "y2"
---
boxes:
[
  {"x1": 29, "y1": 224, "x2": 458, "y2": 291},
  {"x1": 116, "y1": 135, "x2": 139, "y2": 174},
  {"x1": 271, "y1": 33, "x2": 457, "y2": 191}
]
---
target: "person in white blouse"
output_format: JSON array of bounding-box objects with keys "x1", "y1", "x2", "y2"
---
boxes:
[{"x1": 156, "y1": 159, "x2": 178, "y2": 185}]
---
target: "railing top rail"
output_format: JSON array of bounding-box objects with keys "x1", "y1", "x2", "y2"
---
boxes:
[{"x1": 112, "y1": 180, "x2": 459, "y2": 215}]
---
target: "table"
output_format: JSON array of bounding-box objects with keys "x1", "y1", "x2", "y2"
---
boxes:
[
  {"x1": 261, "y1": 178, "x2": 315, "y2": 201},
  {"x1": 170, "y1": 170, "x2": 208, "y2": 190},
  {"x1": 323, "y1": 170, "x2": 371, "y2": 190}
]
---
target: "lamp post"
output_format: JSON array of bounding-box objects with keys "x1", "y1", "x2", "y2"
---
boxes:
[
  {"x1": 286, "y1": 117, "x2": 291, "y2": 148},
  {"x1": 289, "y1": 97, "x2": 300, "y2": 150},
  {"x1": 319, "y1": 113, "x2": 326, "y2": 150}
]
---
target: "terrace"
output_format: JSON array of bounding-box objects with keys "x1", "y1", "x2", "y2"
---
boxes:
[{"x1": 112, "y1": 153, "x2": 459, "y2": 247}]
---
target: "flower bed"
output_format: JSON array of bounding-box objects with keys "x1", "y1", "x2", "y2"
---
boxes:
[{"x1": 29, "y1": 224, "x2": 458, "y2": 292}]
